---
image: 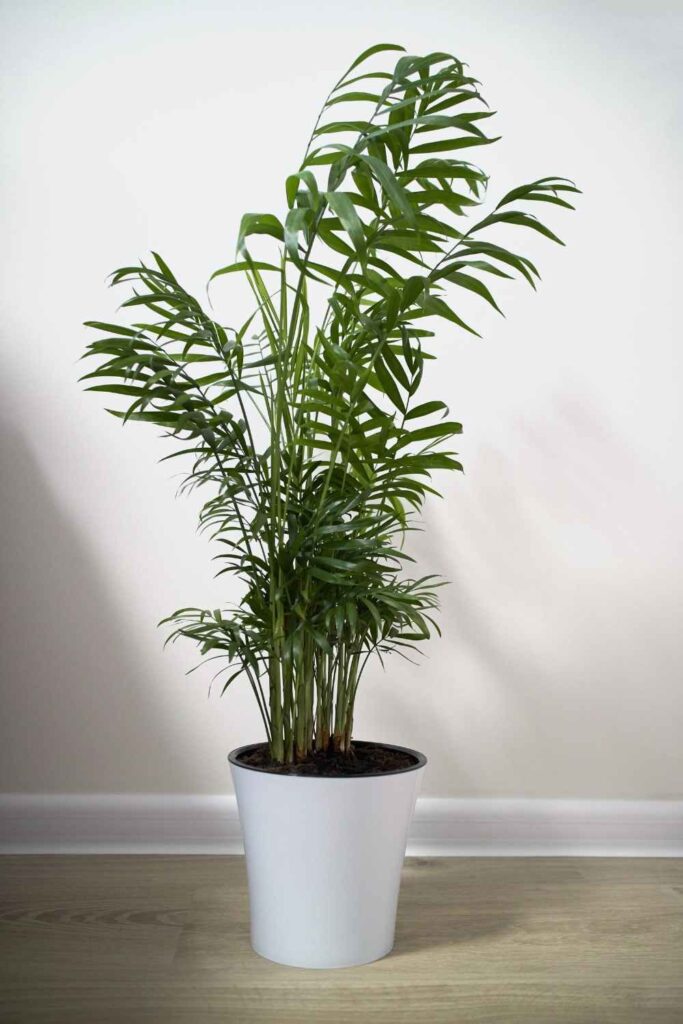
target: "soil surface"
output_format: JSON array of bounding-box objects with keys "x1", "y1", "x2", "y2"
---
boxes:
[{"x1": 236, "y1": 741, "x2": 419, "y2": 777}]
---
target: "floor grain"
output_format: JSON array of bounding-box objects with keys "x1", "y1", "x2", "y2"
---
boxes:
[{"x1": 1, "y1": 856, "x2": 681, "y2": 1023}]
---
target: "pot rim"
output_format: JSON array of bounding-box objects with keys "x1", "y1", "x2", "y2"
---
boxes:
[{"x1": 228, "y1": 739, "x2": 427, "y2": 779}]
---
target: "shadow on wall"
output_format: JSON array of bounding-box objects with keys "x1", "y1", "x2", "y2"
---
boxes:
[
  {"x1": 0, "y1": 422, "x2": 201, "y2": 793},
  {"x1": 2, "y1": 389, "x2": 681, "y2": 798},
  {"x1": 406, "y1": 390, "x2": 683, "y2": 798}
]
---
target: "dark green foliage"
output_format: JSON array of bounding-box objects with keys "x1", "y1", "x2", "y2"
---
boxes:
[{"x1": 82, "y1": 44, "x2": 577, "y2": 763}]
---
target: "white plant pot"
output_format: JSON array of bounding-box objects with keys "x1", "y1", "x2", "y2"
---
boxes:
[{"x1": 229, "y1": 741, "x2": 426, "y2": 969}]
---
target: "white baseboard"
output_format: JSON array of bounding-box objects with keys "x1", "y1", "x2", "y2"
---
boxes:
[{"x1": 1, "y1": 795, "x2": 681, "y2": 856}]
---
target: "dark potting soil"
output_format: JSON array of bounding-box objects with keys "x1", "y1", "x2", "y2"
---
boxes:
[{"x1": 236, "y1": 741, "x2": 418, "y2": 777}]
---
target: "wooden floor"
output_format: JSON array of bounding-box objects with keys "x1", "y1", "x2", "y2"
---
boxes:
[{"x1": 1, "y1": 856, "x2": 682, "y2": 1023}]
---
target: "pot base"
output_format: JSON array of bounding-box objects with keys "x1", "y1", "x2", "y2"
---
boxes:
[{"x1": 252, "y1": 939, "x2": 394, "y2": 970}]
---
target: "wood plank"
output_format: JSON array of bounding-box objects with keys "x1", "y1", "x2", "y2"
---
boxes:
[{"x1": 0, "y1": 856, "x2": 681, "y2": 1023}]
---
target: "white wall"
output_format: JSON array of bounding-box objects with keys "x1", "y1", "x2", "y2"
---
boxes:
[{"x1": 1, "y1": 0, "x2": 681, "y2": 800}]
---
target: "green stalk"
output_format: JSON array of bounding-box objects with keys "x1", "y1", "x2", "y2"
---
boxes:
[
  {"x1": 268, "y1": 647, "x2": 284, "y2": 764},
  {"x1": 314, "y1": 648, "x2": 328, "y2": 751},
  {"x1": 332, "y1": 636, "x2": 347, "y2": 751}
]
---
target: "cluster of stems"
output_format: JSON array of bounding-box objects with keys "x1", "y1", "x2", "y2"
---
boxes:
[{"x1": 268, "y1": 627, "x2": 364, "y2": 763}]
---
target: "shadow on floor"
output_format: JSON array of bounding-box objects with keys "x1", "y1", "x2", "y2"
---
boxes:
[{"x1": 390, "y1": 860, "x2": 519, "y2": 958}]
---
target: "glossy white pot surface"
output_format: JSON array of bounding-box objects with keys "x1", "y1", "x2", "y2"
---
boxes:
[{"x1": 229, "y1": 741, "x2": 426, "y2": 969}]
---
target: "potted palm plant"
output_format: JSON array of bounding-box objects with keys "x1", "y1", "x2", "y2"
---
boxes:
[{"x1": 82, "y1": 42, "x2": 576, "y2": 968}]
